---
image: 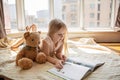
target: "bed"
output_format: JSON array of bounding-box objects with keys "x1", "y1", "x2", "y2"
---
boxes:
[{"x1": 0, "y1": 39, "x2": 120, "y2": 80}]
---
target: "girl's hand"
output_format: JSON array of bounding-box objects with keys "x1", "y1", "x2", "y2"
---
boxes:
[
  {"x1": 56, "y1": 53, "x2": 67, "y2": 62},
  {"x1": 56, "y1": 53, "x2": 67, "y2": 61},
  {"x1": 55, "y1": 60, "x2": 64, "y2": 69},
  {"x1": 61, "y1": 55, "x2": 67, "y2": 61}
]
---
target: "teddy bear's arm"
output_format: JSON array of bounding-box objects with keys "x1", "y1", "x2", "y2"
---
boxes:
[{"x1": 16, "y1": 50, "x2": 25, "y2": 66}]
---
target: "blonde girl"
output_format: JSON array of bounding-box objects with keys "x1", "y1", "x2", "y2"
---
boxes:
[{"x1": 41, "y1": 19, "x2": 68, "y2": 69}]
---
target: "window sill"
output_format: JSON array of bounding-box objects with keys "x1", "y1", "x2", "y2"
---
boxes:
[
  {"x1": 7, "y1": 31, "x2": 120, "y2": 43},
  {"x1": 68, "y1": 32, "x2": 120, "y2": 43}
]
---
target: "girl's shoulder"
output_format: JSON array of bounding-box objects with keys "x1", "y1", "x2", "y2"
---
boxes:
[
  {"x1": 41, "y1": 36, "x2": 54, "y2": 52},
  {"x1": 40, "y1": 39, "x2": 49, "y2": 50},
  {"x1": 42, "y1": 36, "x2": 52, "y2": 46}
]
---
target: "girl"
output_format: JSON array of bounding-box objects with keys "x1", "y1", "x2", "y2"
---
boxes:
[{"x1": 41, "y1": 19, "x2": 68, "y2": 69}]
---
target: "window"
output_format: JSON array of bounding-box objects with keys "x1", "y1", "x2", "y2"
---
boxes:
[
  {"x1": 97, "y1": 13, "x2": 100, "y2": 20},
  {"x1": 3, "y1": 0, "x2": 120, "y2": 33},
  {"x1": 71, "y1": 14, "x2": 76, "y2": 20},
  {"x1": 71, "y1": 5, "x2": 77, "y2": 11},
  {"x1": 62, "y1": 6, "x2": 66, "y2": 12},
  {"x1": 54, "y1": 0, "x2": 80, "y2": 31},
  {"x1": 89, "y1": 22, "x2": 95, "y2": 27},
  {"x1": 84, "y1": 0, "x2": 112, "y2": 29},
  {"x1": 97, "y1": 22, "x2": 100, "y2": 27},
  {"x1": 24, "y1": 0, "x2": 49, "y2": 31},
  {"x1": 90, "y1": 4, "x2": 95, "y2": 9},
  {"x1": 3, "y1": 0, "x2": 17, "y2": 33},
  {"x1": 98, "y1": 4, "x2": 100, "y2": 11},
  {"x1": 90, "y1": 13, "x2": 94, "y2": 18}
]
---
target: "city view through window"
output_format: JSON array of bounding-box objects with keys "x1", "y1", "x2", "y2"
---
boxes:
[{"x1": 3, "y1": 0, "x2": 120, "y2": 33}]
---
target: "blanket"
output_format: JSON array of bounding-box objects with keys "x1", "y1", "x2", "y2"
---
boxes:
[{"x1": 0, "y1": 45, "x2": 120, "y2": 80}]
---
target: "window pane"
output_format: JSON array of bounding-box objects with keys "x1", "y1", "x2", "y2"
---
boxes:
[
  {"x1": 84, "y1": 0, "x2": 112, "y2": 29},
  {"x1": 24, "y1": 0, "x2": 49, "y2": 31},
  {"x1": 3, "y1": 0, "x2": 17, "y2": 33},
  {"x1": 54, "y1": 0, "x2": 80, "y2": 31}
]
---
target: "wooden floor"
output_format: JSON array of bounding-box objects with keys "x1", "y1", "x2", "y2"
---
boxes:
[{"x1": 99, "y1": 43, "x2": 120, "y2": 55}]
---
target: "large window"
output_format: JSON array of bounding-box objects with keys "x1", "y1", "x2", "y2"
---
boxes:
[
  {"x1": 24, "y1": 0, "x2": 49, "y2": 31},
  {"x1": 3, "y1": 0, "x2": 120, "y2": 33},
  {"x1": 54, "y1": 0, "x2": 80, "y2": 31},
  {"x1": 84, "y1": 0, "x2": 112, "y2": 29}
]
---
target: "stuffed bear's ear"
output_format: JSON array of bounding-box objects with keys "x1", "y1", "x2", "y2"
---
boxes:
[
  {"x1": 38, "y1": 31, "x2": 41, "y2": 34},
  {"x1": 24, "y1": 32, "x2": 30, "y2": 39},
  {"x1": 26, "y1": 26, "x2": 30, "y2": 32}
]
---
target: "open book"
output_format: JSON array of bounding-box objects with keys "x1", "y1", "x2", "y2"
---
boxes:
[{"x1": 48, "y1": 58, "x2": 104, "y2": 80}]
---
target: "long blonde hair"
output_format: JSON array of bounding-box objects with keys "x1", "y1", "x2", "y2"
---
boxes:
[{"x1": 48, "y1": 19, "x2": 68, "y2": 55}]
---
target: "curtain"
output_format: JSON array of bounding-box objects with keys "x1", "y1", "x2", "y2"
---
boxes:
[
  {"x1": 115, "y1": 5, "x2": 120, "y2": 27},
  {"x1": 0, "y1": 0, "x2": 9, "y2": 48},
  {"x1": 0, "y1": 0, "x2": 6, "y2": 39}
]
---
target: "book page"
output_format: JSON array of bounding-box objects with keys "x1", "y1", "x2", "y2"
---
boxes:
[
  {"x1": 48, "y1": 62, "x2": 91, "y2": 80},
  {"x1": 66, "y1": 57, "x2": 104, "y2": 71}
]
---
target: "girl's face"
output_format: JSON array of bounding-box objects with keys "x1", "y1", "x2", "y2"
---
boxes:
[{"x1": 52, "y1": 27, "x2": 66, "y2": 44}]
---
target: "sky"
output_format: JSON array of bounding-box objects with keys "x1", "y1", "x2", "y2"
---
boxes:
[{"x1": 8, "y1": 0, "x2": 48, "y2": 15}]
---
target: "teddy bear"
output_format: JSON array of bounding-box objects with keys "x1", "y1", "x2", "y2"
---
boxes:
[{"x1": 16, "y1": 31, "x2": 46, "y2": 70}]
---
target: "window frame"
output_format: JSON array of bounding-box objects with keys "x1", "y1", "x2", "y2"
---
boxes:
[{"x1": 15, "y1": 0, "x2": 117, "y2": 32}]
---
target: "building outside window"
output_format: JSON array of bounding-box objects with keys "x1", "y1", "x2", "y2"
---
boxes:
[
  {"x1": 97, "y1": 13, "x2": 100, "y2": 20},
  {"x1": 90, "y1": 13, "x2": 94, "y2": 18},
  {"x1": 3, "y1": 0, "x2": 120, "y2": 33},
  {"x1": 54, "y1": 0, "x2": 80, "y2": 31},
  {"x1": 70, "y1": 4, "x2": 77, "y2": 11},
  {"x1": 98, "y1": 4, "x2": 100, "y2": 11},
  {"x1": 84, "y1": 0, "x2": 112, "y2": 29},
  {"x1": 24, "y1": 0, "x2": 49, "y2": 31},
  {"x1": 90, "y1": 4, "x2": 95, "y2": 9}
]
